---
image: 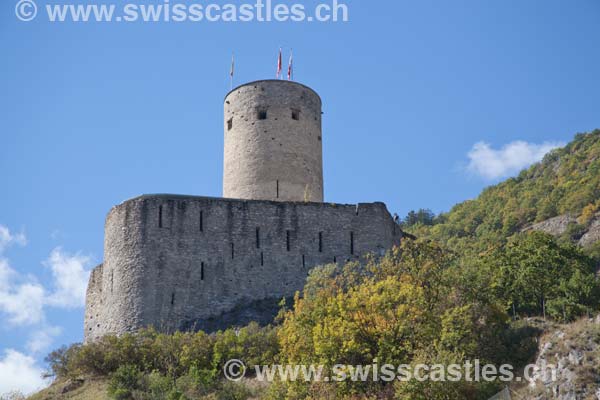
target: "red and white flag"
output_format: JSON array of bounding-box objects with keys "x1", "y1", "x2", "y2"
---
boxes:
[
  {"x1": 276, "y1": 48, "x2": 282, "y2": 79},
  {"x1": 287, "y1": 50, "x2": 293, "y2": 81}
]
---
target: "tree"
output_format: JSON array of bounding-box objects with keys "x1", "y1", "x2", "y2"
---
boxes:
[
  {"x1": 494, "y1": 231, "x2": 598, "y2": 320},
  {"x1": 402, "y1": 209, "x2": 437, "y2": 227}
]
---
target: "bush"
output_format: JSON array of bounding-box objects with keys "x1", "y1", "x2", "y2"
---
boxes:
[
  {"x1": 215, "y1": 381, "x2": 254, "y2": 400},
  {"x1": 108, "y1": 364, "x2": 143, "y2": 399}
]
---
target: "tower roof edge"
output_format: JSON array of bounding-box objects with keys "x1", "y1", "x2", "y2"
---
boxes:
[{"x1": 224, "y1": 79, "x2": 321, "y2": 104}]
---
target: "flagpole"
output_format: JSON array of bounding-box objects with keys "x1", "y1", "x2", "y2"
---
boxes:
[
  {"x1": 230, "y1": 53, "x2": 234, "y2": 90},
  {"x1": 277, "y1": 47, "x2": 282, "y2": 79},
  {"x1": 289, "y1": 49, "x2": 293, "y2": 81}
]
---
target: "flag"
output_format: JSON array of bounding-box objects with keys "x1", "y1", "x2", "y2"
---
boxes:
[
  {"x1": 277, "y1": 48, "x2": 282, "y2": 79},
  {"x1": 230, "y1": 54, "x2": 235, "y2": 78},
  {"x1": 287, "y1": 50, "x2": 293, "y2": 81}
]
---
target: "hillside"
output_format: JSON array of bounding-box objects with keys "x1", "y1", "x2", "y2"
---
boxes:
[
  {"x1": 28, "y1": 378, "x2": 110, "y2": 400},
  {"x1": 22, "y1": 129, "x2": 600, "y2": 400},
  {"x1": 512, "y1": 316, "x2": 600, "y2": 400},
  {"x1": 407, "y1": 130, "x2": 600, "y2": 254}
]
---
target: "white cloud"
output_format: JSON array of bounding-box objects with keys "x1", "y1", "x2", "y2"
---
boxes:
[
  {"x1": 26, "y1": 326, "x2": 63, "y2": 354},
  {"x1": 0, "y1": 282, "x2": 46, "y2": 326},
  {"x1": 0, "y1": 226, "x2": 92, "y2": 397},
  {"x1": 0, "y1": 226, "x2": 93, "y2": 393},
  {"x1": 0, "y1": 259, "x2": 15, "y2": 292},
  {"x1": 44, "y1": 248, "x2": 92, "y2": 308},
  {"x1": 466, "y1": 140, "x2": 564, "y2": 180},
  {"x1": 0, "y1": 226, "x2": 26, "y2": 254},
  {"x1": 0, "y1": 245, "x2": 93, "y2": 327},
  {"x1": 0, "y1": 226, "x2": 45, "y2": 326},
  {"x1": 0, "y1": 349, "x2": 50, "y2": 395}
]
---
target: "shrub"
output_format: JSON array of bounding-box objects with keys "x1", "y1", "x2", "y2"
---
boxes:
[{"x1": 108, "y1": 364, "x2": 143, "y2": 400}]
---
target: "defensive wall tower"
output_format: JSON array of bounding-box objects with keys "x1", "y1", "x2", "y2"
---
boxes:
[{"x1": 223, "y1": 80, "x2": 324, "y2": 202}]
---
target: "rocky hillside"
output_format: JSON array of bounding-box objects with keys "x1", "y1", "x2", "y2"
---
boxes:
[
  {"x1": 514, "y1": 317, "x2": 600, "y2": 400},
  {"x1": 526, "y1": 214, "x2": 600, "y2": 248}
]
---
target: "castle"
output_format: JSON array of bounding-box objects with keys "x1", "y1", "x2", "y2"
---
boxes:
[{"x1": 84, "y1": 80, "x2": 404, "y2": 342}]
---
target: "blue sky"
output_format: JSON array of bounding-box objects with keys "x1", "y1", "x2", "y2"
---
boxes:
[{"x1": 1, "y1": 0, "x2": 599, "y2": 394}]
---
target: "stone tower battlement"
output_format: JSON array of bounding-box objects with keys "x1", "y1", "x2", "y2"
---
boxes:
[
  {"x1": 223, "y1": 80, "x2": 323, "y2": 202},
  {"x1": 84, "y1": 80, "x2": 404, "y2": 342}
]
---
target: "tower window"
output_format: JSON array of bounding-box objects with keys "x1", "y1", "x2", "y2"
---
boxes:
[
  {"x1": 231, "y1": 243, "x2": 235, "y2": 259},
  {"x1": 291, "y1": 109, "x2": 300, "y2": 121},
  {"x1": 286, "y1": 230, "x2": 291, "y2": 251},
  {"x1": 257, "y1": 110, "x2": 267, "y2": 120},
  {"x1": 199, "y1": 211, "x2": 204, "y2": 232},
  {"x1": 261, "y1": 252, "x2": 264, "y2": 266},
  {"x1": 158, "y1": 205, "x2": 163, "y2": 228},
  {"x1": 318, "y1": 232, "x2": 323, "y2": 253},
  {"x1": 227, "y1": 118, "x2": 233, "y2": 131},
  {"x1": 256, "y1": 227, "x2": 261, "y2": 249},
  {"x1": 276, "y1": 180, "x2": 279, "y2": 198},
  {"x1": 350, "y1": 232, "x2": 354, "y2": 255},
  {"x1": 201, "y1": 262, "x2": 205, "y2": 281}
]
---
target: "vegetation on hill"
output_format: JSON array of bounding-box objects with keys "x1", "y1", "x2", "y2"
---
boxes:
[{"x1": 38, "y1": 235, "x2": 599, "y2": 400}]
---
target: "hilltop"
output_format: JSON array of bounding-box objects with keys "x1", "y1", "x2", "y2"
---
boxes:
[{"x1": 406, "y1": 129, "x2": 600, "y2": 255}]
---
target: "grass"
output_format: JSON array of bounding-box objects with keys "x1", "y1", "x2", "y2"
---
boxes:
[{"x1": 28, "y1": 378, "x2": 110, "y2": 400}]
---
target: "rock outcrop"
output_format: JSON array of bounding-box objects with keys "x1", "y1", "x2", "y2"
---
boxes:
[
  {"x1": 516, "y1": 318, "x2": 600, "y2": 399},
  {"x1": 526, "y1": 215, "x2": 577, "y2": 237},
  {"x1": 579, "y1": 219, "x2": 600, "y2": 248},
  {"x1": 526, "y1": 214, "x2": 600, "y2": 248}
]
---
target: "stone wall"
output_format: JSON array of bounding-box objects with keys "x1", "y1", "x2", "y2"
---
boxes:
[
  {"x1": 85, "y1": 194, "x2": 402, "y2": 342},
  {"x1": 83, "y1": 263, "x2": 104, "y2": 338}
]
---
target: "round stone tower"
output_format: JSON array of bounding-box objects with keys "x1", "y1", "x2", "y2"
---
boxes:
[{"x1": 223, "y1": 80, "x2": 323, "y2": 202}]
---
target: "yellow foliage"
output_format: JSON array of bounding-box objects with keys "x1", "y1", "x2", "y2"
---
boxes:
[{"x1": 578, "y1": 201, "x2": 600, "y2": 225}]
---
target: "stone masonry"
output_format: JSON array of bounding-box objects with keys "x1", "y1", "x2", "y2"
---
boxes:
[
  {"x1": 84, "y1": 80, "x2": 403, "y2": 342},
  {"x1": 223, "y1": 80, "x2": 323, "y2": 202}
]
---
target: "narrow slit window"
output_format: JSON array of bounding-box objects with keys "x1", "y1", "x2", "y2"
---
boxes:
[
  {"x1": 256, "y1": 227, "x2": 261, "y2": 249},
  {"x1": 171, "y1": 292, "x2": 175, "y2": 306},
  {"x1": 292, "y1": 109, "x2": 300, "y2": 121},
  {"x1": 158, "y1": 205, "x2": 163, "y2": 228},
  {"x1": 318, "y1": 232, "x2": 323, "y2": 253},
  {"x1": 286, "y1": 230, "x2": 291, "y2": 251},
  {"x1": 201, "y1": 262, "x2": 205, "y2": 281},
  {"x1": 302, "y1": 254, "x2": 306, "y2": 268},
  {"x1": 276, "y1": 180, "x2": 279, "y2": 198},
  {"x1": 258, "y1": 110, "x2": 267, "y2": 120},
  {"x1": 199, "y1": 211, "x2": 204, "y2": 232},
  {"x1": 261, "y1": 252, "x2": 264, "y2": 266},
  {"x1": 231, "y1": 243, "x2": 235, "y2": 259},
  {"x1": 350, "y1": 232, "x2": 354, "y2": 255},
  {"x1": 227, "y1": 118, "x2": 233, "y2": 131},
  {"x1": 333, "y1": 256, "x2": 337, "y2": 263}
]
